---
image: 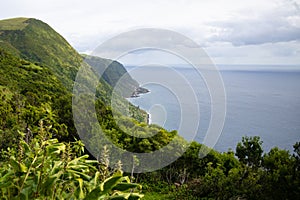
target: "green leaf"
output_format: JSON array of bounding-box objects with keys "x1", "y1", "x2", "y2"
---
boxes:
[
  {"x1": 84, "y1": 175, "x2": 123, "y2": 200},
  {"x1": 109, "y1": 193, "x2": 130, "y2": 199},
  {"x1": 0, "y1": 171, "x2": 14, "y2": 183},
  {"x1": 109, "y1": 193, "x2": 144, "y2": 200},
  {"x1": 20, "y1": 184, "x2": 34, "y2": 200},
  {"x1": 46, "y1": 142, "x2": 66, "y2": 155},
  {"x1": 88, "y1": 171, "x2": 100, "y2": 190},
  {"x1": 102, "y1": 175, "x2": 123, "y2": 194},
  {"x1": 84, "y1": 185, "x2": 103, "y2": 200},
  {"x1": 68, "y1": 155, "x2": 89, "y2": 164},
  {"x1": 66, "y1": 169, "x2": 92, "y2": 181},
  {"x1": 77, "y1": 178, "x2": 85, "y2": 199},
  {"x1": 41, "y1": 173, "x2": 60, "y2": 195},
  {"x1": 19, "y1": 163, "x2": 28, "y2": 173},
  {"x1": 112, "y1": 183, "x2": 140, "y2": 191},
  {"x1": 20, "y1": 140, "x2": 30, "y2": 153},
  {"x1": 10, "y1": 158, "x2": 19, "y2": 171},
  {"x1": 0, "y1": 179, "x2": 13, "y2": 188},
  {"x1": 128, "y1": 193, "x2": 144, "y2": 200}
]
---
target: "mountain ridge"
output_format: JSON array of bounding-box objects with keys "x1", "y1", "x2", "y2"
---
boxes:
[
  {"x1": 0, "y1": 17, "x2": 150, "y2": 142},
  {"x1": 0, "y1": 17, "x2": 142, "y2": 96}
]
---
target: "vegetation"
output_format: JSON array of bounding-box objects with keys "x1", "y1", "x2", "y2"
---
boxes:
[
  {"x1": 138, "y1": 137, "x2": 300, "y2": 200},
  {"x1": 0, "y1": 120, "x2": 143, "y2": 199},
  {"x1": 0, "y1": 18, "x2": 29, "y2": 30},
  {"x1": 83, "y1": 55, "x2": 140, "y2": 98},
  {"x1": 0, "y1": 17, "x2": 299, "y2": 199},
  {"x1": 0, "y1": 18, "x2": 81, "y2": 89}
]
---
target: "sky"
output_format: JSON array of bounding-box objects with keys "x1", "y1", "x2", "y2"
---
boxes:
[{"x1": 1, "y1": 0, "x2": 300, "y2": 65}]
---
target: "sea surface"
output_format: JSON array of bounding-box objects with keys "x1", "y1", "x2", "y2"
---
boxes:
[{"x1": 126, "y1": 65, "x2": 300, "y2": 153}]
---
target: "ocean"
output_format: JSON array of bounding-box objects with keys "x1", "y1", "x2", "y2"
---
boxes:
[{"x1": 125, "y1": 65, "x2": 300, "y2": 153}]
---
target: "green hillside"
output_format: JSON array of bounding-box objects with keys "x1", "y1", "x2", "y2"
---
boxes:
[
  {"x1": 0, "y1": 17, "x2": 145, "y2": 96},
  {"x1": 0, "y1": 18, "x2": 80, "y2": 87},
  {"x1": 0, "y1": 47, "x2": 70, "y2": 148},
  {"x1": 0, "y1": 17, "x2": 29, "y2": 30},
  {"x1": 0, "y1": 17, "x2": 176, "y2": 157},
  {"x1": 83, "y1": 55, "x2": 140, "y2": 97}
]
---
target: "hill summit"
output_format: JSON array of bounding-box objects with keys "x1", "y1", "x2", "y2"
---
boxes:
[{"x1": 0, "y1": 17, "x2": 80, "y2": 68}]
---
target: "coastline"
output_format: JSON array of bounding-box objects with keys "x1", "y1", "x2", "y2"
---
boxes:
[
  {"x1": 130, "y1": 87, "x2": 150, "y2": 98},
  {"x1": 128, "y1": 86, "x2": 151, "y2": 125}
]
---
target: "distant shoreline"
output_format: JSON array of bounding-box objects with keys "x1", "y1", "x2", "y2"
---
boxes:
[
  {"x1": 130, "y1": 87, "x2": 150, "y2": 98},
  {"x1": 128, "y1": 87, "x2": 151, "y2": 125}
]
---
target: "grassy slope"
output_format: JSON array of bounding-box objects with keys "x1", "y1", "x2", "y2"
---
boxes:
[
  {"x1": 0, "y1": 17, "x2": 29, "y2": 30},
  {"x1": 0, "y1": 17, "x2": 142, "y2": 94},
  {"x1": 0, "y1": 17, "x2": 81, "y2": 89},
  {"x1": 0, "y1": 17, "x2": 151, "y2": 141},
  {"x1": 0, "y1": 48, "x2": 65, "y2": 95},
  {"x1": 83, "y1": 55, "x2": 139, "y2": 98}
]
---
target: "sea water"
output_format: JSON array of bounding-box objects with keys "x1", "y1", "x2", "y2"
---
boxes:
[{"x1": 126, "y1": 65, "x2": 300, "y2": 153}]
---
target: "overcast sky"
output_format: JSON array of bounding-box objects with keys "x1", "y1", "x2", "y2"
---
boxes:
[{"x1": 1, "y1": 0, "x2": 300, "y2": 65}]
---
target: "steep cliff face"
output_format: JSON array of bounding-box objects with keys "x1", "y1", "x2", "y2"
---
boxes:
[{"x1": 83, "y1": 55, "x2": 142, "y2": 98}]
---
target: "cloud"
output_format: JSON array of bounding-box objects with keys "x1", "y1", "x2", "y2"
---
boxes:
[
  {"x1": 1, "y1": 0, "x2": 299, "y2": 64},
  {"x1": 204, "y1": 40, "x2": 300, "y2": 65},
  {"x1": 206, "y1": 0, "x2": 300, "y2": 46}
]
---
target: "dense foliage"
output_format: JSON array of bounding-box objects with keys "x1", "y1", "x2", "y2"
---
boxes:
[
  {"x1": 138, "y1": 137, "x2": 300, "y2": 200},
  {"x1": 84, "y1": 55, "x2": 141, "y2": 98},
  {"x1": 0, "y1": 120, "x2": 143, "y2": 199}
]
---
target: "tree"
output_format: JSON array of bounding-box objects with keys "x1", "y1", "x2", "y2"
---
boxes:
[
  {"x1": 293, "y1": 142, "x2": 300, "y2": 171},
  {"x1": 262, "y1": 147, "x2": 298, "y2": 199},
  {"x1": 236, "y1": 136, "x2": 263, "y2": 167}
]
